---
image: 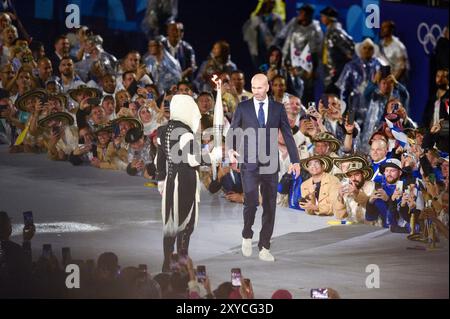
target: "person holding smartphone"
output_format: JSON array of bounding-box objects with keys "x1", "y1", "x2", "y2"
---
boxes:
[
  {"x1": 336, "y1": 160, "x2": 375, "y2": 223},
  {"x1": 37, "y1": 111, "x2": 77, "y2": 161},
  {"x1": 125, "y1": 127, "x2": 156, "y2": 179},
  {"x1": 69, "y1": 126, "x2": 96, "y2": 166},
  {"x1": 317, "y1": 94, "x2": 360, "y2": 155},
  {"x1": 366, "y1": 158, "x2": 411, "y2": 232}
]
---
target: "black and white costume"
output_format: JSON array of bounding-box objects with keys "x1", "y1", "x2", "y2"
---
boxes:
[{"x1": 156, "y1": 94, "x2": 202, "y2": 272}]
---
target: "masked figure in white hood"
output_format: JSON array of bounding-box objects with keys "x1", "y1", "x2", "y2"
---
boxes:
[{"x1": 156, "y1": 94, "x2": 202, "y2": 272}]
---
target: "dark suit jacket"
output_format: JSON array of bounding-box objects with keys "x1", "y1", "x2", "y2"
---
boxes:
[
  {"x1": 226, "y1": 98, "x2": 300, "y2": 173},
  {"x1": 48, "y1": 52, "x2": 62, "y2": 76},
  {"x1": 422, "y1": 89, "x2": 449, "y2": 128}
]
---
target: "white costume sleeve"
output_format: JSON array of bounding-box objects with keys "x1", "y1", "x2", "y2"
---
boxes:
[{"x1": 179, "y1": 132, "x2": 201, "y2": 167}]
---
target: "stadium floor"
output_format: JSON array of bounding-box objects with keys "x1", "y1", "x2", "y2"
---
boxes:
[{"x1": 1, "y1": 145, "x2": 448, "y2": 299}]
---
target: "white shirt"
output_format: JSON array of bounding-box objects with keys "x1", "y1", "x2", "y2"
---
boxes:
[
  {"x1": 381, "y1": 36, "x2": 409, "y2": 75},
  {"x1": 167, "y1": 41, "x2": 179, "y2": 58},
  {"x1": 253, "y1": 96, "x2": 269, "y2": 125},
  {"x1": 327, "y1": 119, "x2": 338, "y2": 136}
]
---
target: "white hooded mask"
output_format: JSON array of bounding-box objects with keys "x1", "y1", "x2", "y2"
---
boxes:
[{"x1": 169, "y1": 94, "x2": 202, "y2": 133}]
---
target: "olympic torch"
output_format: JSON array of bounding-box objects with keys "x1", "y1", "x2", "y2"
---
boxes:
[{"x1": 211, "y1": 75, "x2": 224, "y2": 180}]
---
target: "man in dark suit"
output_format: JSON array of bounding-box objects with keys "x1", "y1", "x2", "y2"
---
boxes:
[
  {"x1": 48, "y1": 35, "x2": 71, "y2": 76},
  {"x1": 226, "y1": 73, "x2": 300, "y2": 262},
  {"x1": 422, "y1": 68, "x2": 449, "y2": 152}
]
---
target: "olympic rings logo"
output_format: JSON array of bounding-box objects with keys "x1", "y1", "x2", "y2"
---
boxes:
[{"x1": 417, "y1": 23, "x2": 444, "y2": 54}]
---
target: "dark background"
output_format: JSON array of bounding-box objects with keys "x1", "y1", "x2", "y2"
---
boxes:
[{"x1": 178, "y1": 0, "x2": 257, "y2": 78}]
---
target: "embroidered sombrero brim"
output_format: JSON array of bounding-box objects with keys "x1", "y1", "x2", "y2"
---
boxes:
[
  {"x1": 111, "y1": 116, "x2": 143, "y2": 131},
  {"x1": 38, "y1": 112, "x2": 74, "y2": 128},
  {"x1": 300, "y1": 155, "x2": 333, "y2": 173},
  {"x1": 15, "y1": 89, "x2": 48, "y2": 113},
  {"x1": 67, "y1": 86, "x2": 102, "y2": 102}
]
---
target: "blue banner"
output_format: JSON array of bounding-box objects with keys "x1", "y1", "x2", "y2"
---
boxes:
[
  {"x1": 33, "y1": 0, "x2": 147, "y2": 31},
  {"x1": 381, "y1": 2, "x2": 449, "y2": 123}
]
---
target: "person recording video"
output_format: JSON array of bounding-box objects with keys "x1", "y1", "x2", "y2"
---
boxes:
[
  {"x1": 125, "y1": 127, "x2": 156, "y2": 179},
  {"x1": 366, "y1": 158, "x2": 417, "y2": 232},
  {"x1": 336, "y1": 160, "x2": 375, "y2": 223}
]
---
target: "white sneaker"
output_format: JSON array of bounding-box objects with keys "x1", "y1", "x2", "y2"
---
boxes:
[
  {"x1": 241, "y1": 238, "x2": 253, "y2": 257},
  {"x1": 259, "y1": 248, "x2": 275, "y2": 262}
]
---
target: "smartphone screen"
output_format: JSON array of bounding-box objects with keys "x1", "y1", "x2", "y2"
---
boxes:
[
  {"x1": 113, "y1": 124, "x2": 120, "y2": 137},
  {"x1": 197, "y1": 265, "x2": 206, "y2": 283},
  {"x1": 396, "y1": 180, "x2": 404, "y2": 193},
  {"x1": 23, "y1": 211, "x2": 34, "y2": 226},
  {"x1": 392, "y1": 103, "x2": 399, "y2": 112},
  {"x1": 347, "y1": 107, "x2": 355, "y2": 125},
  {"x1": 321, "y1": 95, "x2": 328, "y2": 109},
  {"x1": 428, "y1": 173, "x2": 436, "y2": 184},
  {"x1": 164, "y1": 100, "x2": 170, "y2": 110},
  {"x1": 404, "y1": 188, "x2": 410, "y2": 196},
  {"x1": 311, "y1": 288, "x2": 329, "y2": 299},
  {"x1": 380, "y1": 65, "x2": 391, "y2": 79},
  {"x1": 231, "y1": 268, "x2": 242, "y2": 287},
  {"x1": 87, "y1": 97, "x2": 101, "y2": 106},
  {"x1": 40, "y1": 96, "x2": 48, "y2": 104}
]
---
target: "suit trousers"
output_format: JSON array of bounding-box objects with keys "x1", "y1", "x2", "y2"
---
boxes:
[{"x1": 241, "y1": 168, "x2": 278, "y2": 250}]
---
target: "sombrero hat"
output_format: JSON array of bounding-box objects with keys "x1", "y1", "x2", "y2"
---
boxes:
[
  {"x1": 15, "y1": 89, "x2": 48, "y2": 113},
  {"x1": 343, "y1": 161, "x2": 374, "y2": 181},
  {"x1": 111, "y1": 116, "x2": 143, "y2": 132},
  {"x1": 300, "y1": 155, "x2": 333, "y2": 173},
  {"x1": 67, "y1": 85, "x2": 102, "y2": 102},
  {"x1": 312, "y1": 132, "x2": 341, "y2": 153},
  {"x1": 38, "y1": 112, "x2": 74, "y2": 128},
  {"x1": 333, "y1": 154, "x2": 370, "y2": 171}
]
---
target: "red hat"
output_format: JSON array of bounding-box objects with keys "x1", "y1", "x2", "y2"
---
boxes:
[{"x1": 271, "y1": 289, "x2": 293, "y2": 299}]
